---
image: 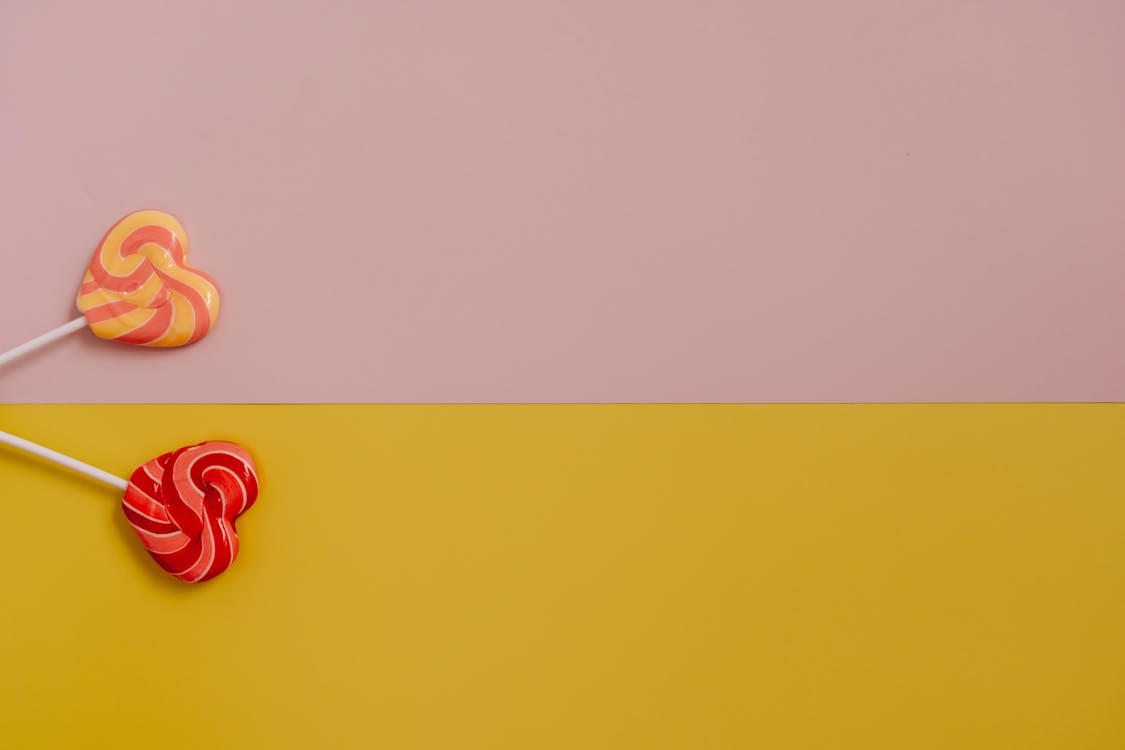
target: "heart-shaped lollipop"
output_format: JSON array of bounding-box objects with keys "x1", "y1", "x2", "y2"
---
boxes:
[
  {"x1": 77, "y1": 209, "x2": 219, "y2": 347},
  {"x1": 0, "y1": 209, "x2": 220, "y2": 366},
  {"x1": 123, "y1": 442, "x2": 258, "y2": 582},
  {"x1": 0, "y1": 430, "x2": 258, "y2": 583}
]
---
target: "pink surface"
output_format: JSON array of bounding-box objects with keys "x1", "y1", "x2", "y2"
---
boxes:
[{"x1": 2, "y1": 1, "x2": 1123, "y2": 403}]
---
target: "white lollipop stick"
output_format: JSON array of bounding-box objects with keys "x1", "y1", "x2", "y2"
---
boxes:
[
  {"x1": 0, "y1": 428, "x2": 127, "y2": 491},
  {"x1": 0, "y1": 316, "x2": 87, "y2": 368}
]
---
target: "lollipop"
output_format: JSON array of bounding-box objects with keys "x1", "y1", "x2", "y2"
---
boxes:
[
  {"x1": 0, "y1": 210, "x2": 219, "y2": 366},
  {"x1": 0, "y1": 429, "x2": 258, "y2": 583}
]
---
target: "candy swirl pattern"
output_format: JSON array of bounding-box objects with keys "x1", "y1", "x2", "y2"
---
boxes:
[
  {"x1": 76, "y1": 210, "x2": 220, "y2": 347},
  {"x1": 123, "y1": 442, "x2": 259, "y2": 583}
]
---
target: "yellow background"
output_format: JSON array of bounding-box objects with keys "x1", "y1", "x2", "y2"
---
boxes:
[{"x1": 1, "y1": 405, "x2": 1123, "y2": 748}]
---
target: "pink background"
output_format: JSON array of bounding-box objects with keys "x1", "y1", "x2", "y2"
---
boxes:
[{"x1": 2, "y1": 1, "x2": 1123, "y2": 403}]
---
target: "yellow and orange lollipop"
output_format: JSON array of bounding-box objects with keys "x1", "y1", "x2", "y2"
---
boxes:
[
  {"x1": 77, "y1": 209, "x2": 219, "y2": 347},
  {"x1": 0, "y1": 209, "x2": 220, "y2": 365}
]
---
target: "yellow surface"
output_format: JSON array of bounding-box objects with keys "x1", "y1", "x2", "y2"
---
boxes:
[{"x1": 1, "y1": 404, "x2": 1123, "y2": 748}]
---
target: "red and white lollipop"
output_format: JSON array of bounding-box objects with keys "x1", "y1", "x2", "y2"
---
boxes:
[{"x1": 0, "y1": 429, "x2": 258, "y2": 583}]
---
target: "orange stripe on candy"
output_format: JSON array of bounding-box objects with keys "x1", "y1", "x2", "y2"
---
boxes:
[{"x1": 110, "y1": 303, "x2": 173, "y2": 345}]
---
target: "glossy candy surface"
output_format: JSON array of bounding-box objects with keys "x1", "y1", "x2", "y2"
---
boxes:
[
  {"x1": 76, "y1": 210, "x2": 219, "y2": 347},
  {"x1": 122, "y1": 441, "x2": 258, "y2": 583}
]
